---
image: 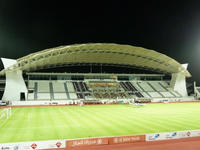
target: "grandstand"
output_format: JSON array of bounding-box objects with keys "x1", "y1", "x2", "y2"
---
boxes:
[
  {"x1": 1, "y1": 43, "x2": 200, "y2": 150},
  {"x1": 0, "y1": 43, "x2": 195, "y2": 105}
]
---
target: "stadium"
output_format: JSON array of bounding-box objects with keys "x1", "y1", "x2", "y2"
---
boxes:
[{"x1": 0, "y1": 43, "x2": 200, "y2": 150}]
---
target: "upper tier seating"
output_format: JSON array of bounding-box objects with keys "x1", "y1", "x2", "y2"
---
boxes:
[
  {"x1": 148, "y1": 81, "x2": 166, "y2": 91},
  {"x1": 27, "y1": 79, "x2": 182, "y2": 100},
  {"x1": 120, "y1": 82, "x2": 143, "y2": 97},
  {"x1": 52, "y1": 81, "x2": 66, "y2": 92},
  {"x1": 66, "y1": 82, "x2": 75, "y2": 92},
  {"x1": 79, "y1": 82, "x2": 89, "y2": 92},
  {"x1": 37, "y1": 81, "x2": 50, "y2": 92},
  {"x1": 72, "y1": 82, "x2": 81, "y2": 92},
  {"x1": 137, "y1": 82, "x2": 154, "y2": 92}
]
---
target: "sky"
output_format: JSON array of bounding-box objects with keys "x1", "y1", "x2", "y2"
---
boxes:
[{"x1": 0, "y1": 1, "x2": 200, "y2": 83}]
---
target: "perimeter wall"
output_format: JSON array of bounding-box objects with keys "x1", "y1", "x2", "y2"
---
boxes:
[{"x1": 1, "y1": 130, "x2": 200, "y2": 150}]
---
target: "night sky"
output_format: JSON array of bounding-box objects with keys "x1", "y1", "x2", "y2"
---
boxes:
[{"x1": 0, "y1": 1, "x2": 200, "y2": 83}]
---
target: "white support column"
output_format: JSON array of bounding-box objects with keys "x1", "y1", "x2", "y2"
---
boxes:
[
  {"x1": 193, "y1": 81, "x2": 200, "y2": 99},
  {"x1": 170, "y1": 64, "x2": 189, "y2": 97},
  {"x1": 1, "y1": 58, "x2": 28, "y2": 101}
]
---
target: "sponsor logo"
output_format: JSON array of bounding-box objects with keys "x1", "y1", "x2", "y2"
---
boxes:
[
  {"x1": 186, "y1": 131, "x2": 191, "y2": 137},
  {"x1": 165, "y1": 132, "x2": 177, "y2": 139},
  {"x1": 56, "y1": 142, "x2": 62, "y2": 148},
  {"x1": 1, "y1": 140, "x2": 65, "y2": 150},
  {"x1": 0, "y1": 147, "x2": 10, "y2": 150},
  {"x1": 148, "y1": 134, "x2": 160, "y2": 140},
  {"x1": 71, "y1": 139, "x2": 98, "y2": 146},
  {"x1": 154, "y1": 134, "x2": 160, "y2": 138},
  {"x1": 113, "y1": 136, "x2": 142, "y2": 143},
  {"x1": 97, "y1": 139, "x2": 103, "y2": 144},
  {"x1": 67, "y1": 138, "x2": 108, "y2": 147},
  {"x1": 31, "y1": 143, "x2": 37, "y2": 150},
  {"x1": 171, "y1": 132, "x2": 177, "y2": 137}
]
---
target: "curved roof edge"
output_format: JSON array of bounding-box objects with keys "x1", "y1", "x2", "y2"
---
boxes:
[{"x1": 0, "y1": 43, "x2": 191, "y2": 77}]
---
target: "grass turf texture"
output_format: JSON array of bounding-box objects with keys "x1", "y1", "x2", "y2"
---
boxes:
[{"x1": 1, "y1": 103, "x2": 200, "y2": 143}]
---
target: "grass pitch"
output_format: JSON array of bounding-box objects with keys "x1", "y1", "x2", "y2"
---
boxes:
[{"x1": 1, "y1": 103, "x2": 200, "y2": 143}]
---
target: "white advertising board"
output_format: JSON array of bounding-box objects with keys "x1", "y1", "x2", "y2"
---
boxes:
[
  {"x1": 0, "y1": 139, "x2": 65, "y2": 150},
  {"x1": 146, "y1": 130, "x2": 200, "y2": 141}
]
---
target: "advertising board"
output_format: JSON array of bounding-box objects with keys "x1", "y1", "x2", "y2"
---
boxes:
[
  {"x1": 146, "y1": 130, "x2": 200, "y2": 141},
  {"x1": 0, "y1": 140, "x2": 65, "y2": 150}
]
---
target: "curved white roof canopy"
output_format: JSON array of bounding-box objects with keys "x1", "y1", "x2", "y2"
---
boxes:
[{"x1": 0, "y1": 43, "x2": 191, "y2": 77}]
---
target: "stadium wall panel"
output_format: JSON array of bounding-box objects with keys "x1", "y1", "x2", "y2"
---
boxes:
[{"x1": 1, "y1": 58, "x2": 28, "y2": 101}]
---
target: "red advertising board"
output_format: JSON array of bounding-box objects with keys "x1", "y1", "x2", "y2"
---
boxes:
[
  {"x1": 109, "y1": 135, "x2": 145, "y2": 144},
  {"x1": 66, "y1": 137, "x2": 109, "y2": 147},
  {"x1": 66, "y1": 135, "x2": 145, "y2": 148}
]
